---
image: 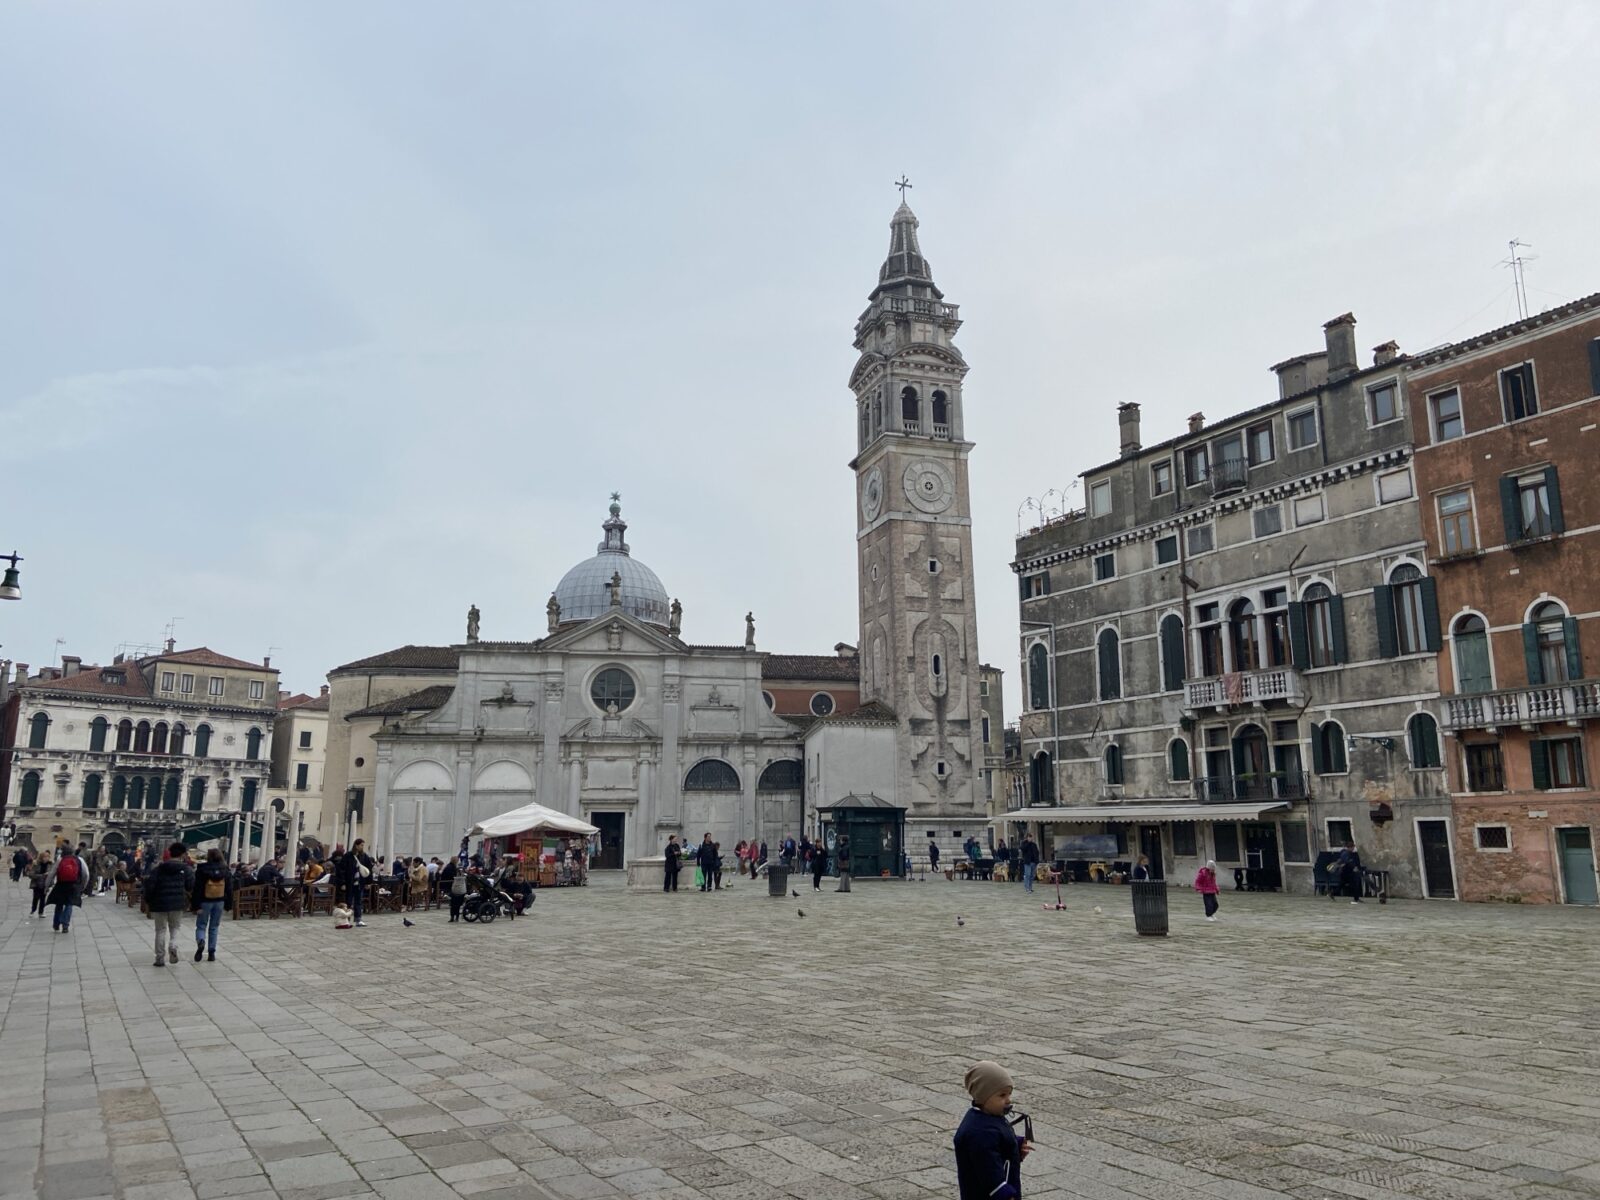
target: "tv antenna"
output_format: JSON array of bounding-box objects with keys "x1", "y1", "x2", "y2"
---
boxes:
[
  {"x1": 163, "y1": 616, "x2": 183, "y2": 647},
  {"x1": 1501, "y1": 238, "x2": 1536, "y2": 320}
]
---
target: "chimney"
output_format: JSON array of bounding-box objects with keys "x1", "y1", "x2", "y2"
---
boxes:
[
  {"x1": 1373, "y1": 340, "x2": 1399, "y2": 366},
  {"x1": 62, "y1": 655, "x2": 81, "y2": 678},
  {"x1": 1117, "y1": 402, "x2": 1141, "y2": 459},
  {"x1": 113, "y1": 653, "x2": 125, "y2": 665},
  {"x1": 1324, "y1": 313, "x2": 1358, "y2": 380},
  {"x1": 1187, "y1": 412, "x2": 1205, "y2": 434},
  {"x1": 164, "y1": 637, "x2": 175, "y2": 653},
  {"x1": 14, "y1": 664, "x2": 27, "y2": 684},
  {"x1": 263, "y1": 655, "x2": 271, "y2": 669},
  {"x1": 320, "y1": 684, "x2": 329, "y2": 698}
]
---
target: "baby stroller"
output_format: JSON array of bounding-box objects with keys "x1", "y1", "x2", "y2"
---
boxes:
[{"x1": 461, "y1": 873, "x2": 520, "y2": 922}]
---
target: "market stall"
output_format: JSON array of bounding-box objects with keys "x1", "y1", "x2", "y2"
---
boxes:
[{"x1": 469, "y1": 802, "x2": 599, "y2": 887}]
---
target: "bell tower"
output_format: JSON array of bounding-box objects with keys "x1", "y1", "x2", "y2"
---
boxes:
[{"x1": 849, "y1": 195, "x2": 984, "y2": 832}]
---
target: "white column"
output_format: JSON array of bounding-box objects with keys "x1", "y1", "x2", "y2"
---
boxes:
[
  {"x1": 385, "y1": 794, "x2": 397, "y2": 864},
  {"x1": 229, "y1": 811, "x2": 241, "y2": 864},
  {"x1": 413, "y1": 797, "x2": 424, "y2": 860}
]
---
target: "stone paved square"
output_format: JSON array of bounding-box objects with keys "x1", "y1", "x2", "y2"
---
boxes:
[{"x1": 4, "y1": 875, "x2": 1598, "y2": 1199}]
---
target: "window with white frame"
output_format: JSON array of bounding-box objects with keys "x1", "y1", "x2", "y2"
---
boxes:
[
  {"x1": 1253, "y1": 504, "x2": 1283, "y2": 538},
  {"x1": 1437, "y1": 489, "x2": 1476, "y2": 555},
  {"x1": 1368, "y1": 381, "x2": 1399, "y2": 426},
  {"x1": 1430, "y1": 388, "x2": 1464, "y2": 442},
  {"x1": 208, "y1": 677, "x2": 224, "y2": 697},
  {"x1": 1151, "y1": 460, "x2": 1173, "y2": 497},
  {"x1": 1500, "y1": 363, "x2": 1538, "y2": 422},
  {"x1": 1294, "y1": 494, "x2": 1325, "y2": 526},
  {"x1": 249, "y1": 680, "x2": 265, "y2": 700},
  {"x1": 1378, "y1": 469, "x2": 1414, "y2": 504},
  {"x1": 1186, "y1": 524, "x2": 1215, "y2": 555},
  {"x1": 180, "y1": 673, "x2": 194, "y2": 694},
  {"x1": 160, "y1": 671, "x2": 175, "y2": 691},
  {"x1": 1247, "y1": 421, "x2": 1275, "y2": 466},
  {"x1": 1183, "y1": 446, "x2": 1209, "y2": 487},
  {"x1": 1089, "y1": 480, "x2": 1111, "y2": 517},
  {"x1": 1475, "y1": 824, "x2": 1511, "y2": 852},
  {"x1": 1287, "y1": 407, "x2": 1318, "y2": 450}
]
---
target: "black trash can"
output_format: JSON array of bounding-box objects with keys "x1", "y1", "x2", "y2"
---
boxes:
[
  {"x1": 1130, "y1": 880, "x2": 1169, "y2": 937},
  {"x1": 767, "y1": 865, "x2": 789, "y2": 897}
]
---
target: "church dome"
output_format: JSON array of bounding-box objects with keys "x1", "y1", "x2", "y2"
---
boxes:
[{"x1": 551, "y1": 498, "x2": 673, "y2": 629}]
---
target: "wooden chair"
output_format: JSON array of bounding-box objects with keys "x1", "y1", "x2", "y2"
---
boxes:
[
  {"x1": 115, "y1": 879, "x2": 134, "y2": 906},
  {"x1": 304, "y1": 883, "x2": 334, "y2": 915},
  {"x1": 233, "y1": 884, "x2": 266, "y2": 919}
]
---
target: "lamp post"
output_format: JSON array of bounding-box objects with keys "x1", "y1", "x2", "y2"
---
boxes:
[{"x1": 0, "y1": 553, "x2": 21, "y2": 601}]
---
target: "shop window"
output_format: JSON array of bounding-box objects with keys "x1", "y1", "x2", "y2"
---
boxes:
[
  {"x1": 1172, "y1": 824, "x2": 1197, "y2": 857},
  {"x1": 1280, "y1": 821, "x2": 1310, "y2": 864},
  {"x1": 1213, "y1": 823, "x2": 1241, "y2": 863}
]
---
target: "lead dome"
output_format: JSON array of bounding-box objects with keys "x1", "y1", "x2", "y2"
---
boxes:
[{"x1": 551, "y1": 499, "x2": 672, "y2": 629}]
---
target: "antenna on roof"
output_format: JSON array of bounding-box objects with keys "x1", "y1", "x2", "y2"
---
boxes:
[
  {"x1": 53, "y1": 637, "x2": 65, "y2": 665},
  {"x1": 163, "y1": 616, "x2": 183, "y2": 646},
  {"x1": 1501, "y1": 238, "x2": 1536, "y2": 319}
]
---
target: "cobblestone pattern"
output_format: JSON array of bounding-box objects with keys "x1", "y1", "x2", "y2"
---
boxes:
[{"x1": 2, "y1": 874, "x2": 1598, "y2": 1199}]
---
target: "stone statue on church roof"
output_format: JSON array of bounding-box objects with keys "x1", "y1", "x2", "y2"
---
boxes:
[
  {"x1": 745, "y1": 611, "x2": 756, "y2": 648},
  {"x1": 669, "y1": 598, "x2": 682, "y2": 636},
  {"x1": 609, "y1": 570, "x2": 623, "y2": 607},
  {"x1": 466, "y1": 604, "x2": 480, "y2": 644},
  {"x1": 547, "y1": 593, "x2": 561, "y2": 633}
]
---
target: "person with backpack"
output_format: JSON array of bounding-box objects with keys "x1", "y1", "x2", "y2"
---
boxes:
[
  {"x1": 146, "y1": 842, "x2": 195, "y2": 966},
  {"x1": 190, "y1": 848, "x2": 232, "y2": 962},
  {"x1": 45, "y1": 845, "x2": 88, "y2": 932}
]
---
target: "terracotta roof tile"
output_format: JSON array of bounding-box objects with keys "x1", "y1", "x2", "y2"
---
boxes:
[
  {"x1": 348, "y1": 685, "x2": 455, "y2": 719},
  {"x1": 331, "y1": 645, "x2": 461, "y2": 673},
  {"x1": 24, "y1": 666, "x2": 151, "y2": 702},
  {"x1": 157, "y1": 647, "x2": 276, "y2": 672},
  {"x1": 762, "y1": 654, "x2": 861, "y2": 682}
]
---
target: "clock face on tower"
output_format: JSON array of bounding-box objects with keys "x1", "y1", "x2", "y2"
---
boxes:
[
  {"x1": 861, "y1": 467, "x2": 884, "y2": 522},
  {"x1": 903, "y1": 459, "x2": 955, "y2": 514}
]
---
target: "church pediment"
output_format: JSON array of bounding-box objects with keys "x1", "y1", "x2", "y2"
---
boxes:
[
  {"x1": 539, "y1": 610, "x2": 684, "y2": 657},
  {"x1": 564, "y1": 715, "x2": 658, "y2": 740},
  {"x1": 849, "y1": 351, "x2": 887, "y2": 391},
  {"x1": 892, "y1": 344, "x2": 968, "y2": 371}
]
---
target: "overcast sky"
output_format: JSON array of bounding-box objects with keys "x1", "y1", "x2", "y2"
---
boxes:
[{"x1": 3, "y1": 2, "x2": 1598, "y2": 717}]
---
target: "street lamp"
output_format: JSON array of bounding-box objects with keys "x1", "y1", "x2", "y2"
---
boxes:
[{"x1": 0, "y1": 553, "x2": 21, "y2": 601}]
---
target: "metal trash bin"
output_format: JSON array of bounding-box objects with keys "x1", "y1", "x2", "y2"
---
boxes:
[
  {"x1": 767, "y1": 865, "x2": 789, "y2": 897},
  {"x1": 1130, "y1": 880, "x2": 1169, "y2": 937}
]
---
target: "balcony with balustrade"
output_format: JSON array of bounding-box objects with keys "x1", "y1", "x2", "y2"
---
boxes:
[
  {"x1": 1184, "y1": 667, "x2": 1305, "y2": 711},
  {"x1": 1443, "y1": 681, "x2": 1600, "y2": 732}
]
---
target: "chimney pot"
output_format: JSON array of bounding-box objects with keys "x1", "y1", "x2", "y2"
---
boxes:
[
  {"x1": 1117, "y1": 402, "x2": 1141, "y2": 459},
  {"x1": 320, "y1": 684, "x2": 329, "y2": 698},
  {"x1": 16, "y1": 663, "x2": 28, "y2": 683},
  {"x1": 1373, "y1": 340, "x2": 1399, "y2": 366},
  {"x1": 1323, "y1": 312, "x2": 1358, "y2": 380},
  {"x1": 1187, "y1": 412, "x2": 1205, "y2": 434},
  {"x1": 164, "y1": 637, "x2": 175, "y2": 654},
  {"x1": 62, "y1": 656, "x2": 81, "y2": 678},
  {"x1": 263, "y1": 656, "x2": 271, "y2": 668}
]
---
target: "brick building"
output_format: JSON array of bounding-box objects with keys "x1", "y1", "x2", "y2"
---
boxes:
[{"x1": 1410, "y1": 294, "x2": 1600, "y2": 904}]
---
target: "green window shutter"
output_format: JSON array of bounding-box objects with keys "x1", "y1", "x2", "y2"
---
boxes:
[
  {"x1": 1329, "y1": 596, "x2": 1348, "y2": 664},
  {"x1": 1043, "y1": 571, "x2": 1051, "y2": 595},
  {"x1": 1544, "y1": 467, "x2": 1564, "y2": 534},
  {"x1": 1334, "y1": 729, "x2": 1349, "y2": 773},
  {"x1": 1171, "y1": 740, "x2": 1190, "y2": 781},
  {"x1": 20, "y1": 774, "x2": 39, "y2": 807},
  {"x1": 1500, "y1": 475, "x2": 1522, "y2": 541},
  {"x1": 1530, "y1": 740, "x2": 1551, "y2": 790},
  {"x1": 1287, "y1": 602, "x2": 1310, "y2": 669},
  {"x1": 1310, "y1": 721, "x2": 1327, "y2": 775},
  {"x1": 1018, "y1": 574, "x2": 1030, "y2": 601},
  {"x1": 1160, "y1": 616, "x2": 1185, "y2": 691},
  {"x1": 1523, "y1": 622, "x2": 1544, "y2": 685},
  {"x1": 1564, "y1": 616, "x2": 1583, "y2": 680},
  {"x1": 1373, "y1": 585, "x2": 1398, "y2": 658},
  {"x1": 1590, "y1": 337, "x2": 1600, "y2": 397},
  {"x1": 1419, "y1": 577, "x2": 1442, "y2": 652}
]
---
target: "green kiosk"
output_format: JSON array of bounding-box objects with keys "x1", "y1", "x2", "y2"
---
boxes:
[{"x1": 817, "y1": 794, "x2": 907, "y2": 878}]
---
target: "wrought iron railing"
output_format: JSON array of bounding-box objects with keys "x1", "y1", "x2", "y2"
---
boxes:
[{"x1": 1195, "y1": 771, "x2": 1311, "y2": 804}]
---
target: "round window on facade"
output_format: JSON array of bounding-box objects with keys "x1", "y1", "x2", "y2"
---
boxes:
[
  {"x1": 810, "y1": 692, "x2": 835, "y2": 717},
  {"x1": 762, "y1": 690, "x2": 775, "y2": 711},
  {"x1": 591, "y1": 667, "x2": 637, "y2": 713}
]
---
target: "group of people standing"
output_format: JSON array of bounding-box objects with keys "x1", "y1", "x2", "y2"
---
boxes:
[{"x1": 660, "y1": 831, "x2": 847, "y2": 893}]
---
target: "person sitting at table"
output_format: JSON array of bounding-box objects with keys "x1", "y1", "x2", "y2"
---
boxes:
[{"x1": 408, "y1": 856, "x2": 429, "y2": 903}]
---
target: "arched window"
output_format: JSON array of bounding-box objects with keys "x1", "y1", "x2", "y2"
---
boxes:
[
  {"x1": 170, "y1": 723, "x2": 187, "y2": 755},
  {"x1": 82, "y1": 774, "x2": 102, "y2": 809},
  {"x1": 1159, "y1": 614, "x2": 1185, "y2": 692},
  {"x1": 242, "y1": 780, "x2": 258, "y2": 812},
  {"x1": 757, "y1": 759, "x2": 803, "y2": 791},
  {"x1": 1311, "y1": 720, "x2": 1348, "y2": 775},
  {"x1": 19, "y1": 771, "x2": 41, "y2": 808},
  {"x1": 1389, "y1": 564, "x2": 1428, "y2": 655},
  {"x1": 1029, "y1": 751, "x2": 1054, "y2": 804},
  {"x1": 1452, "y1": 614, "x2": 1492, "y2": 693},
  {"x1": 116, "y1": 719, "x2": 133, "y2": 751},
  {"x1": 129, "y1": 777, "x2": 146, "y2": 809},
  {"x1": 1104, "y1": 744, "x2": 1124, "y2": 786},
  {"x1": 1527, "y1": 600, "x2": 1579, "y2": 684},
  {"x1": 1028, "y1": 643, "x2": 1051, "y2": 710},
  {"x1": 1228, "y1": 599, "x2": 1259, "y2": 672},
  {"x1": 931, "y1": 653, "x2": 943, "y2": 678},
  {"x1": 194, "y1": 724, "x2": 212, "y2": 758},
  {"x1": 27, "y1": 711, "x2": 49, "y2": 749},
  {"x1": 89, "y1": 716, "x2": 109, "y2": 753},
  {"x1": 188, "y1": 778, "x2": 206, "y2": 811},
  {"x1": 110, "y1": 775, "x2": 127, "y2": 809},
  {"x1": 901, "y1": 386, "x2": 920, "y2": 429},
  {"x1": 1168, "y1": 738, "x2": 1191, "y2": 782},
  {"x1": 931, "y1": 390, "x2": 949, "y2": 427},
  {"x1": 1233, "y1": 723, "x2": 1270, "y2": 796},
  {"x1": 152, "y1": 722, "x2": 169, "y2": 754},
  {"x1": 245, "y1": 727, "x2": 262, "y2": 761},
  {"x1": 1097, "y1": 629, "x2": 1121, "y2": 700},
  {"x1": 859, "y1": 403, "x2": 870, "y2": 447},
  {"x1": 871, "y1": 394, "x2": 882, "y2": 432},
  {"x1": 134, "y1": 721, "x2": 151, "y2": 753},
  {"x1": 163, "y1": 777, "x2": 180, "y2": 810},
  {"x1": 684, "y1": 759, "x2": 740, "y2": 790},
  {"x1": 1408, "y1": 713, "x2": 1441, "y2": 769},
  {"x1": 1302, "y1": 583, "x2": 1338, "y2": 667}
]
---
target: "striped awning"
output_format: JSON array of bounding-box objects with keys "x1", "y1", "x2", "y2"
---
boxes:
[{"x1": 991, "y1": 802, "x2": 1290, "y2": 824}]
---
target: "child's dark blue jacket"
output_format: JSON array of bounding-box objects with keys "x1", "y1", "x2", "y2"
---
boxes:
[{"x1": 953, "y1": 1106, "x2": 1021, "y2": 1199}]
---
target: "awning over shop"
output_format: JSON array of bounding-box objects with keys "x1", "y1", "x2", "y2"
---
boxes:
[
  {"x1": 815, "y1": 793, "x2": 905, "y2": 812},
  {"x1": 991, "y1": 802, "x2": 1290, "y2": 824},
  {"x1": 471, "y1": 802, "x2": 599, "y2": 839},
  {"x1": 178, "y1": 818, "x2": 263, "y2": 847}
]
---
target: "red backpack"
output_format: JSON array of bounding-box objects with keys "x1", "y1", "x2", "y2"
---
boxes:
[{"x1": 56, "y1": 854, "x2": 80, "y2": 884}]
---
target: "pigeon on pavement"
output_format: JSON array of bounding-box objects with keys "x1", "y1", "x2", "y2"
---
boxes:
[
  {"x1": 402, "y1": 918, "x2": 415, "y2": 927},
  {"x1": 956, "y1": 916, "x2": 965, "y2": 926},
  {"x1": 797, "y1": 909, "x2": 805, "y2": 918},
  {"x1": 792, "y1": 889, "x2": 800, "y2": 898}
]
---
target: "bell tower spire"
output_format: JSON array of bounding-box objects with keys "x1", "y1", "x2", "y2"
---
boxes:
[{"x1": 849, "y1": 190, "x2": 984, "y2": 840}]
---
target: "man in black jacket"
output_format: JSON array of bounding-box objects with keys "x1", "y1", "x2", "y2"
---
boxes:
[
  {"x1": 663, "y1": 835, "x2": 681, "y2": 893},
  {"x1": 147, "y1": 842, "x2": 195, "y2": 968},
  {"x1": 695, "y1": 834, "x2": 719, "y2": 892},
  {"x1": 336, "y1": 839, "x2": 373, "y2": 925},
  {"x1": 1019, "y1": 835, "x2": 1041, "y2": 894}
]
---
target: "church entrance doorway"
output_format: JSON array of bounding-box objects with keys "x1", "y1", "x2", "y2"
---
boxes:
[{"x1": 591, "y1": 812, "x2": 626, "y2": 870}]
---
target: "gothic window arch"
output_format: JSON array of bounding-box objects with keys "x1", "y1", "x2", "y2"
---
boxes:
[
  {"x1": 901, "y1": 386, "x2": 921, "y2": 430},
  {"x1": 134, "y1": 721, "x2": 151, "y2": 753},
  {"x1": 116, "y1": 719, "x2": 133, "y2": 751},
  {"x1": 757, "y1": 759, "x2": 803, "y2": 791},
  {"x1": 1168, "y1": 738, "x2": 1191, "y2": 782},
  {"x1": 188, "y1": 778, "x2": 206, "y2": 811},
  {"x1": 245, "y1": 727, "x2": 262, "y2": 760},
  {"x1": 1159, "y1": 613, "x2": 1186, "y2": 692},
  {"x1": 194, "y1": 724, "x2": 212, "y2": 758},
  {"x1": 19, "y1": 771, "x2": 41, "y2": 808},
  {"x1": 152, "y1": 722, "x2": 169, "y2": 754},
  {"x1": 1029, "y1": 750, "x2": 1054, "y2": 804},
  {"x1": 27, "y1": 711, "x2": 49, "y2": 749},
  {"x1": 82, "y1": 773, "x2": 102, "y2": 808},
  {"x1": 931, "y1": 390, "x2": 949, "y2": 427},
  {"x1": 1408, "y1": 713, "x2": 1442, "y2": 769},
  {"x1": 684, "y1": 759, "x2": 740, "y2": 790},
  {"x1": 1097, "y1": 628, "x2": 1121, "y2": 700},
  {"x1": 1028, "y1": 643, "x2": 1051, "y2": 711},
  {"x1": 89, "y1": 716, "x2": 109, "y2": 753}
]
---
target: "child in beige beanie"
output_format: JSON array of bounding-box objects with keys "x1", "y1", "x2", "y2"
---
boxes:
[{"x1": 953, "y1": 1060, "x2": 1030, "y2": 1198}]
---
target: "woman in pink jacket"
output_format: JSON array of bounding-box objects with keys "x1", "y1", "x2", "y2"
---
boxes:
[{"x1": 1194, "y1": 859, "x2": 1221, "y2": 921}]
